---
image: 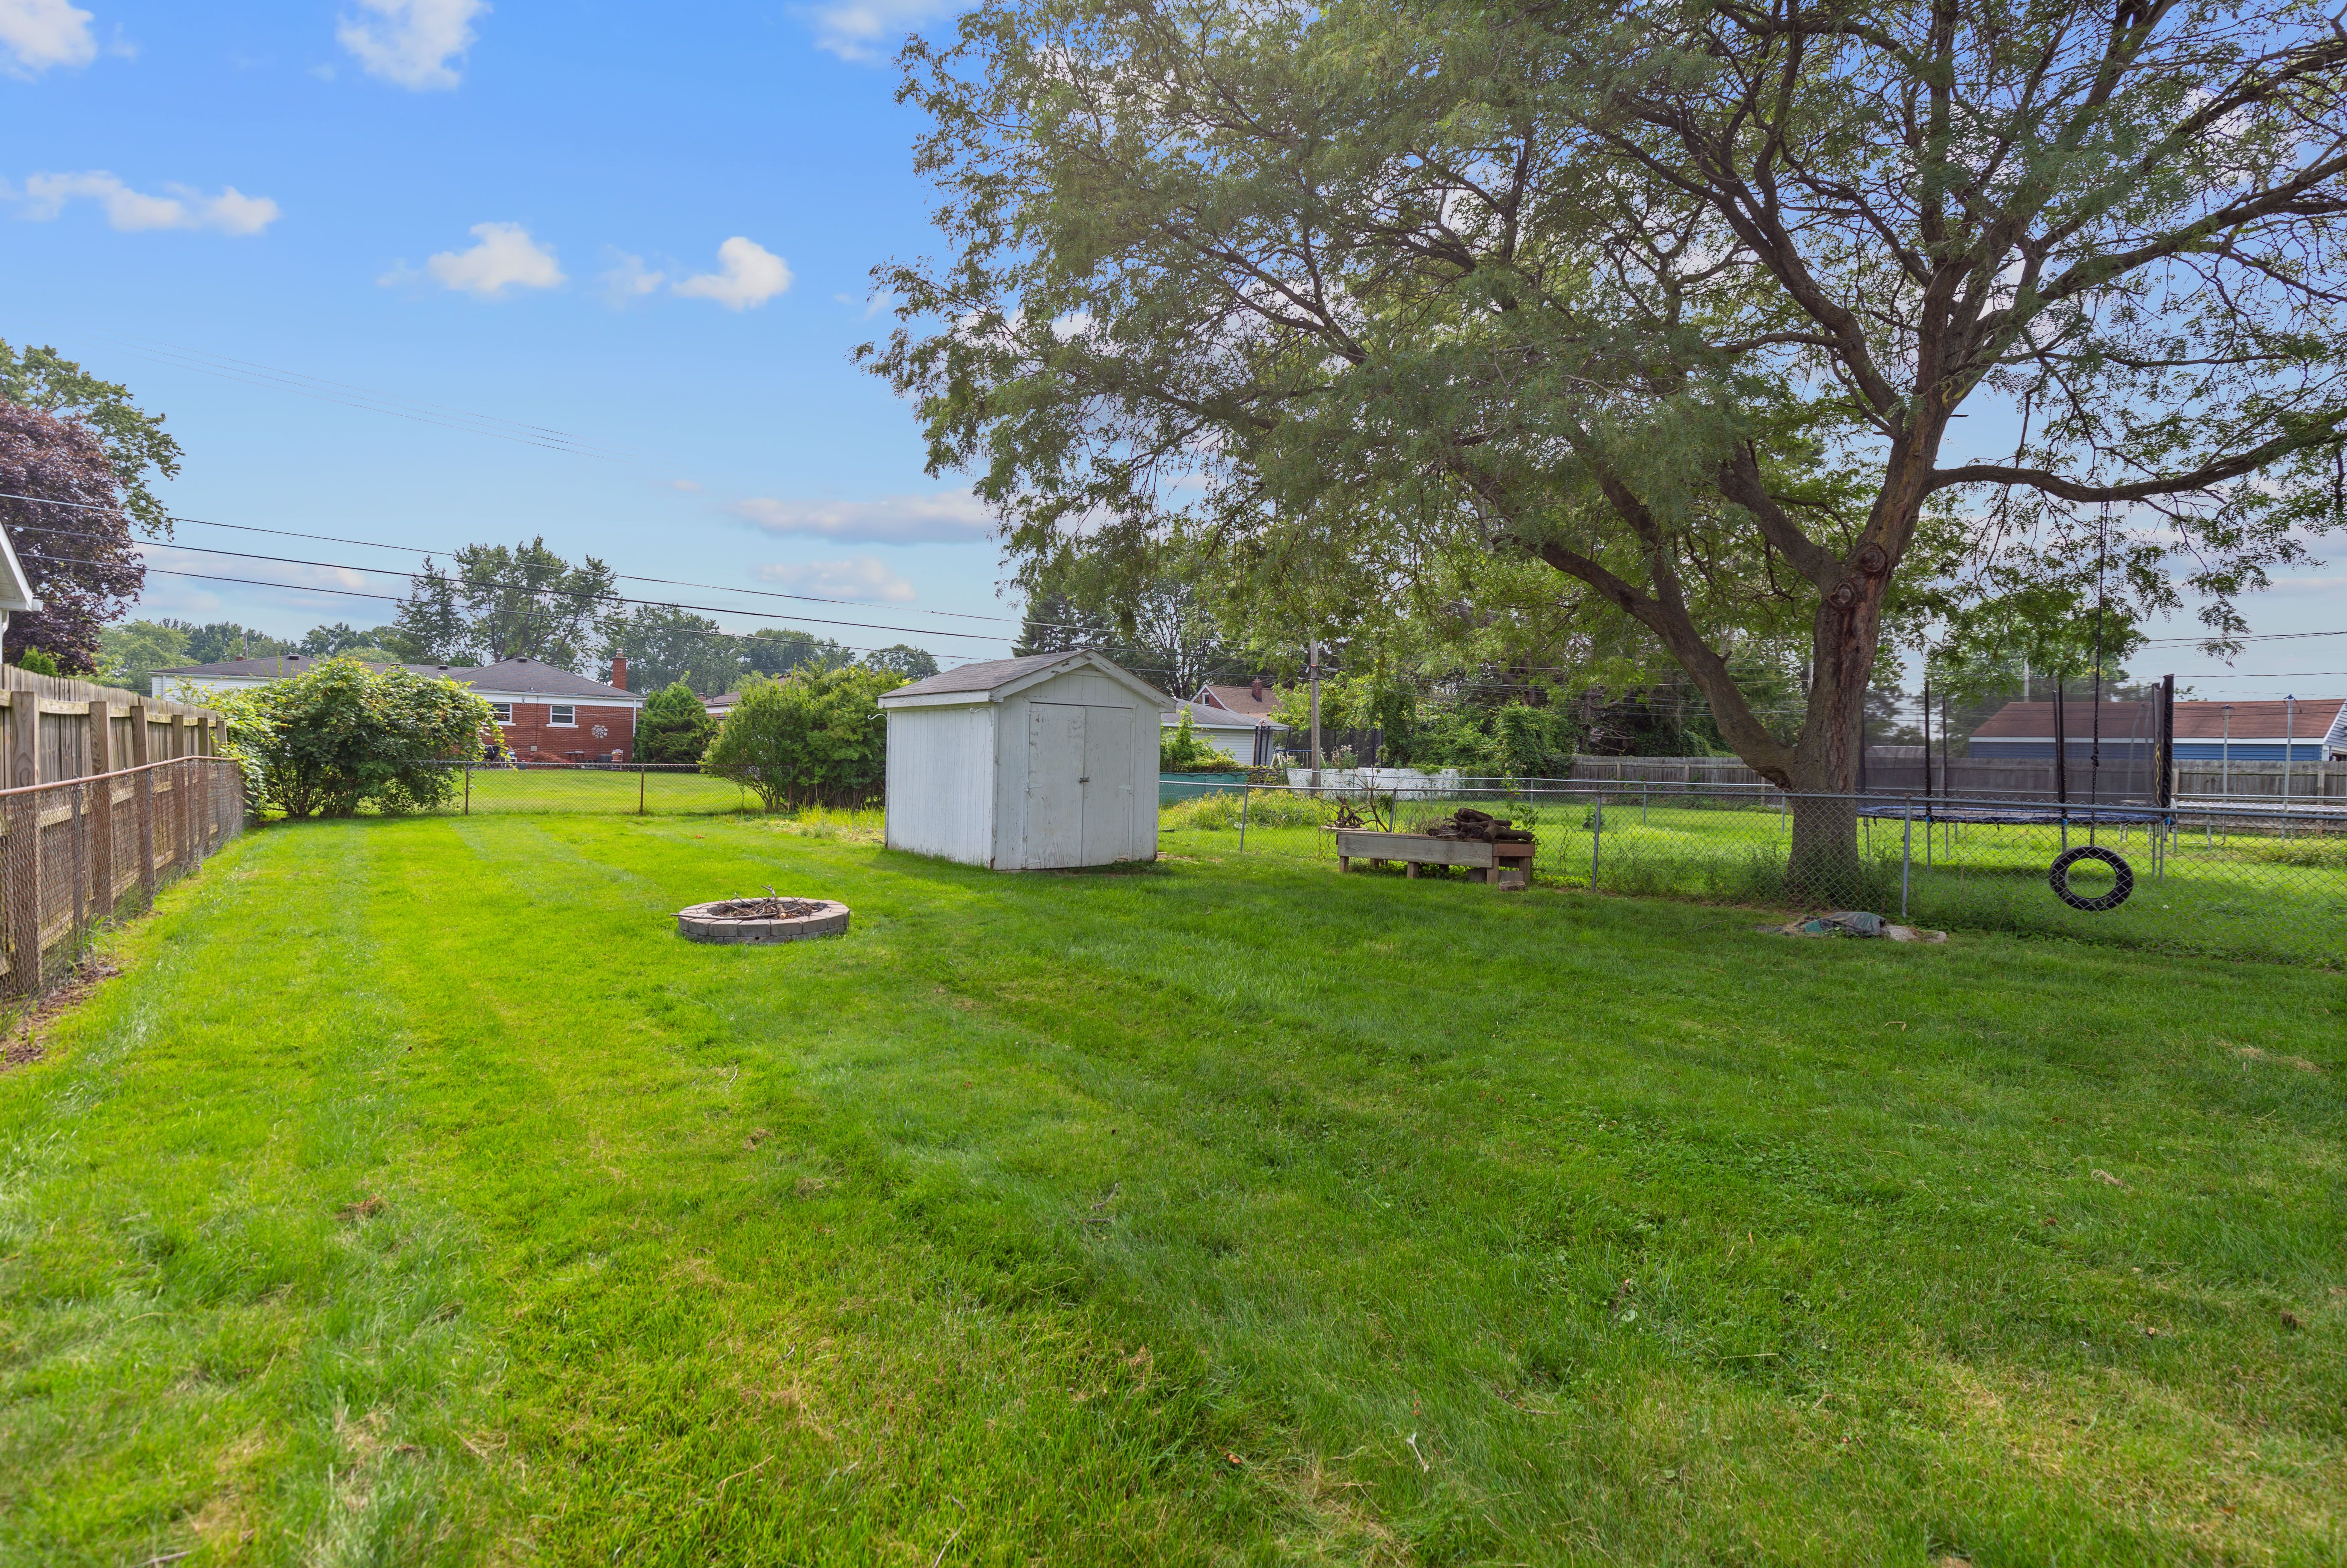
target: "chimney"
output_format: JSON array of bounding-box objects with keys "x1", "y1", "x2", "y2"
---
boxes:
[
  {"x1": 611, "y1": 654, "x2": 628, "y2": 689},
  {"x1": 1250, "y1": 676, "x2": 1265, "y2": 703}
]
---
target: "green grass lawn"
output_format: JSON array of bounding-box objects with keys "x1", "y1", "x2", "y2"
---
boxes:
[
  {"x1": 447, "y1": 764, "x2": 753, "y2": 816},
  {"x1": 3, "y1": 816, "x2": 2343, "y2": 1565}
]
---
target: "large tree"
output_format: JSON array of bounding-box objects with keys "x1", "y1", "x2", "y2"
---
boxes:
[
  {"x1": 392, "y1": 540, "x2": 622, "y2": 673},
  {"x1": 0, "y1": 406, "x2": 147, "y2": 673},
  {"x1": 871, "y1": 0, "x2": 2347, "y2": 889},
  {"x1": 0, "y1": 341, "x2": 183, "y2": 538},
  {"x1": 607, "y1": 603, "x2": 745, "y2": 694}
]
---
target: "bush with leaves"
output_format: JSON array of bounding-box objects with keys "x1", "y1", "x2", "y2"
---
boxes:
[
  {"x1": 214, "y1": 657, "x2": 490, "y2": 818},
  {"x1": 702, "y1": 666, "x2": 904, "y2": 810},
  {"x1": 638, "y1": 681, "x2": 716, "y2": 764},
  {"x1": 1409, "y1": 703, "x2": 1576, "y2": 779},
  {"x1": 1158, "y1": 710, "x2": 1237, "y2": 772}
]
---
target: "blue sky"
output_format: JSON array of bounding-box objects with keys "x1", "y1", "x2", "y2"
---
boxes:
[
  {"x1": 2, "y1": 0, "x2": 1023, "y2": 669},
  {"x1": 1, "y1": 0, "x2": 2338, "y2": 698}
]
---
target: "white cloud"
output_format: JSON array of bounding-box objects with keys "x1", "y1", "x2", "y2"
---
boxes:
[
  {"x1": 672, "y1": 237, "x2": 791, "y2": 310},
  {"x1": 665, "y1": 478, "x2": 702, "y2": 492},
  {"x1": 11, "y1": 171, "x2": 280, "y2": 234},
  {"x1": 752, "y1": 556, "x2": 918, "y2": 603},
  {"x1": 0, "y1": 0, "x2": 95, "y2": 75},
  {"x1": 795, "y1": 0, "x2": 942, "y2": 62},
  {"x1": 730, "y1": 490, "x2": 993, "y2": 545},
  {"x1": 409, "y1": 221, "x2": 562, "y2": 299},
  {"x1": 337, "y1": 0, "x2": 484, "y2": 91},
  {"x1": 598, "y1": 250, "x2": 665, "y2": 305}
]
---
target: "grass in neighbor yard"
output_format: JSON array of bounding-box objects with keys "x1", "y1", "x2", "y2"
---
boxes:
[{"x1": 1, "y1": 817, "x2": 2343, "y2": 1566}]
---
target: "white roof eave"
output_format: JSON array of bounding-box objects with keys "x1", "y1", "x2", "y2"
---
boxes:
[{"x1": 0, "y1": 521, "x2": 41, "y2": 614}]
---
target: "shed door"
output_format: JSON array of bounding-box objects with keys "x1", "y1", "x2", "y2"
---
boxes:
[
  {"x1": 1079, "y1": 705, "x2": 1134, "y2": 863},
  {"x1": 1023, "y1": 703, "x2": 1087, "y2": 868}
]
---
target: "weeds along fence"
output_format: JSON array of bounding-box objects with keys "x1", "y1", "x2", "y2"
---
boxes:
[{"x1": 1159, "y1": 778, "x2": 2345, "y2": 968}]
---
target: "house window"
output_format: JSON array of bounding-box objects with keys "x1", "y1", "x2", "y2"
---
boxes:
[
  {"x1": 489, "y1": 702, "x2": 513, "y2": 724},
  {"x1": 549, "y1": 704, "x2": 576, "y2": 726}
]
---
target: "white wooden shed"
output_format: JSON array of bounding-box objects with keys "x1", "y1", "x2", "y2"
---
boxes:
[{"x1": 879, "y1": 650, "x2": 1169, "y2": 870}]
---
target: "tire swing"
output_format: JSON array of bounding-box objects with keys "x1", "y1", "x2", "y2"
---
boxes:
[{"x1": 2048, "y1": 845, "x2": 2134, "y2": 912}]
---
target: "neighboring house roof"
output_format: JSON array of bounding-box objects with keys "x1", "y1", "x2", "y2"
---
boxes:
[
  {"x1": 704, "y1": 691, "x2": 745, "y2": 712},
  {"x1": 879, "y1": 649, "x2": 1172, "y2": 710},
  {"x1": 1973, "y1": 698, "x2": 2344, "y2": 742},
  {"x1": 452, "y1": 657, "x2": 636, "y2": 702},
  {"x1": 1164, "y1": 697, "x2": 1281, "y2": 731},
  {"x1": 1195, "y1": 680, "x2": 1280, "y2": 718},
  {"x1": 152, "y1": 654, "x2": 642, "y2": 705}
]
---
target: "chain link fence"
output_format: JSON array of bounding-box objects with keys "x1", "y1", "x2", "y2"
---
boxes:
[
  {"x1": 419, "y1": 761, "x2": 763, "y2": 816},
  {"x1": 2, "y1": 757, "x2": 247, "y2": 999},
  {"x1": 1159, "y1": 777, "x2": 2344, "y2": 968}
]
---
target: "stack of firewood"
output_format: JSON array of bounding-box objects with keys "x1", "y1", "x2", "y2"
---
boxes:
[{"x1": 1415, "y1": 808, "x2": 1535, "y2": 843}]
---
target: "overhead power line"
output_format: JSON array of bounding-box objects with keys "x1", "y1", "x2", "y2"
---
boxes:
[{"x1": 0, "y1": 490, "x2": 1038, "y2": 630}]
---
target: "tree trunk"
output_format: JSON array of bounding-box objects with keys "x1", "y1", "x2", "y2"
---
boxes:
[{"x1": 1779, "y1": 542, "x2": 1892, "y2": 907}]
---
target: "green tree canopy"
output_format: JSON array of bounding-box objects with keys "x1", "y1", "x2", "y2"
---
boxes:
[
  {"x1": 96, "y1": 620, "x2": 190, "y2": 692},
  {"x1": 741, "y1": 626, "x2": 855, "y2": 680},
  {"x1": 609, "y1": 604, "x2": 744, "y2": 694},
  {"x1": 860, "y1": 643, "x2": 942, "y2": 681},
  {"x1": 872, "y1": 0, "x2": 2347, "y2": 888},
  {"x1": 213, "y1": 657, "x2": 490, "y2": 820},
  {"x1": 0, "y1": 340, "x2": 182, "y2": 537},
  {"x1": 392, "y1": 540, "x2": 621, "y2": 672},
  {"x1": 637, "y1": 681, "x2": 718, "y2": 764},
  {"x1": 702, "y1": 667, "x2": 904, "y2": 809}
]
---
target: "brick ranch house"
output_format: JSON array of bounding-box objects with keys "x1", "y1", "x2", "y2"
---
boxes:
[{"x1": 151, "y1": 654, "x2": 645, "y2": 763}]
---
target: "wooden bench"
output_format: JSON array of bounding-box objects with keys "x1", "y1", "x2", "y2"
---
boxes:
[{"x1": 1335, "y1": 829, "x2": 1535, "y2": 887}]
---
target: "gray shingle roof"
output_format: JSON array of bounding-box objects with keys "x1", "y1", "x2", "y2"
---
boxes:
[{"x1": 883, "y1": 651, "x2": 1092, "y2": 699}]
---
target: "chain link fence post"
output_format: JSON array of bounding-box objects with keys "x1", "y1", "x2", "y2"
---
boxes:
[{"x1": 1901, "y1": 801, "x2": 1913, "y2": 919}]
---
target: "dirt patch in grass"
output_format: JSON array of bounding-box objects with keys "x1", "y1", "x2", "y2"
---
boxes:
[{"x1": 0, "y1": 952, "x2": 123, "y2": 1073}]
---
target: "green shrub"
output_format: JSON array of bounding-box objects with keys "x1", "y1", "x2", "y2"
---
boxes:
[
  {"x1": 1160, "y1": 711, "x2": 1237, "y2": 772},
  {"x1": 637, "y1": 681, "x2": 716, "y2": 763},
  {"x1": 197, "y1": 656, "x2": 490, "y2": 818},
  {"x1": 13, "y1": 647, "x2": 59, "y2": 677},
  {"x1": 704, "y1": 666, "x2": 904, "y2": 810}
]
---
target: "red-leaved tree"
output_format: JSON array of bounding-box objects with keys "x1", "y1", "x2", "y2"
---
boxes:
[{"x1": 0, "y1": 405, "x2": 147, "y2": 674}]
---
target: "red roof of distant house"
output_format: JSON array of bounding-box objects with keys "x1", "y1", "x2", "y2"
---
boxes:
[
  {"x1": 1195, "y1": 680, "x2": 1280, "y2": 718},
  {"x1": 1973, "y1": 697, "x2": 2343, "y2": 742}
]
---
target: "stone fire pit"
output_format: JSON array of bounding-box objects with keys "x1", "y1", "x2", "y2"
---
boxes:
[{"x1": 675, "y1": 894, "x2": 850, "y2": 944}]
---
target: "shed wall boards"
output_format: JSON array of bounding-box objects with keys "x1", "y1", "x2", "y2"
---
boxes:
[{"x1": 880, "y1": 653, "x2": 1165, "y2": 871}]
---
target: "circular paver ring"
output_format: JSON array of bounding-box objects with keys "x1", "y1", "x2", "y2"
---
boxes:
[{"x1": 675, "y1": 899, "x2": 851, "y2": 944}]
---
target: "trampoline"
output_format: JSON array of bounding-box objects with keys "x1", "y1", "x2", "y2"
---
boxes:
[{"x1": 1855, "y1": 796, "x2": 2178, "y2": 908}]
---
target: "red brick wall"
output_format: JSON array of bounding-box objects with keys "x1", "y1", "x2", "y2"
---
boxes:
[{"x1": 493, "y1": 701, "x2": 639, "y2": 762}]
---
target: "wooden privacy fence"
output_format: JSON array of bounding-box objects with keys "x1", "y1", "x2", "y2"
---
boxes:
[{"x1": 0, "y1": 666, "x2": 240, "y2": 1000}]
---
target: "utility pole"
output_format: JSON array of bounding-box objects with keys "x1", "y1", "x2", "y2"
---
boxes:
[{"x1": 1308, "y1": 640, "x2": 1322, "y2": 773}]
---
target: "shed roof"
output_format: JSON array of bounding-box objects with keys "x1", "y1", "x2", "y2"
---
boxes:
[{"x1": 880, "y1": 649, "x2": 1171, "y2": 710}]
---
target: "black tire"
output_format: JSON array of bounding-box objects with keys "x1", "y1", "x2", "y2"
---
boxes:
[{"x1": 2048, "y1": 845, "x2": 2134, "y2": 912}]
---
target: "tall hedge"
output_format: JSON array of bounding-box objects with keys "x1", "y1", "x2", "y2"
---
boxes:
[
  {"x1": 637, "y1": 681, "x2": 716, "y2": 764},
  {"x1": 198, "y1": 656, "x2": 491, "y2": 818},
  {"x1": 701, "y1": 666, "x2": 904, "y2": 810}
]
